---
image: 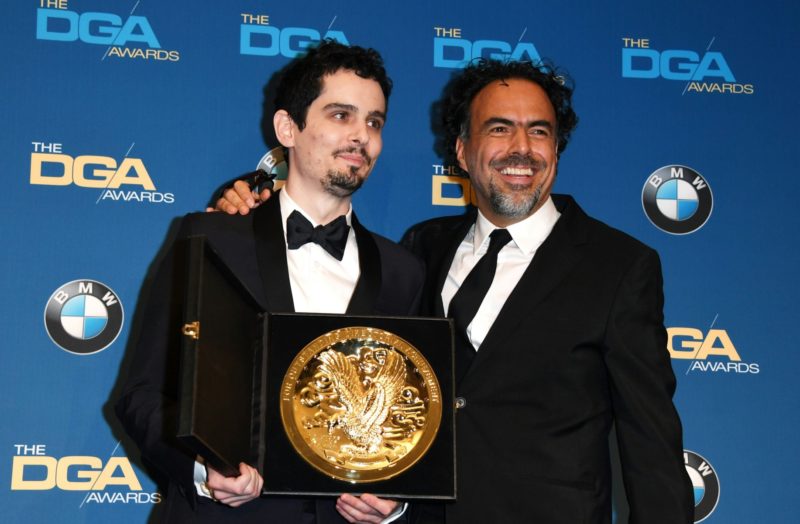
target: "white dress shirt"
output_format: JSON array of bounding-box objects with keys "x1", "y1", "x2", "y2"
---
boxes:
[
  {"x1": 279, "y1": 189, "x2": 360, "y2": 312},
  {"x1": 441, "y1": 197, "x2": 561, "y2": 350}
]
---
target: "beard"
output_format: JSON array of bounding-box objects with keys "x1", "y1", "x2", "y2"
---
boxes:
[
  {"x1": 486, "y1": 153, "x2": 549, "y2": 219},
  {"x1": 323, "y1": 146, "x2": 372, "y2": 196},
  {"x1": 323, "y1": 167, "x2": 364, "y2": 197},
  {"x1": 488, "y1": 179, "x2": 543, "y2": 219}
]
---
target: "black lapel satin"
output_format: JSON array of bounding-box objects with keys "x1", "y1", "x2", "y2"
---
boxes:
[
  {"x1": 346, "y1": 213, "x2": 381, "y2": 315},
  {"x1": 462, "y1": 196, "x2": 589, "y2": 383},
  {"x1": 432, "y1": 210, "x2": 479, "y2": 384},
  {"x1": 252, "y1": 194, "x2": 295, "y2": 312},
  {"x1": 433, "y1": 211, "x2": 476, "y2": 318}
]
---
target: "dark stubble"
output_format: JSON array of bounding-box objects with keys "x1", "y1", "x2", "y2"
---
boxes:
[{"x1": 323, "y1": 147, "x2": 373, "y2": 197}]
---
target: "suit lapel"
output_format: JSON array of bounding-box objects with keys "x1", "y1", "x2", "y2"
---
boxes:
[
  {"x1": 346, "y1": 213, "x2": 381, "y2": 315},
  {"x1": 462, "y1": 196, "x2": 589, "y2": 383},
  {"x1": 431, "y1": 210, "x2": 479, "y2": 382},
  {"x1": 432, "y1": 212, "x2": 476, "y2": 317},
  {"x1": 252, "y1": 195, "x2": 295, "y2": 312}
]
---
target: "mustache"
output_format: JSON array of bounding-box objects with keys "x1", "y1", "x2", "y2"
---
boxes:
[
  {"x1": 333, "y1": 146, "x2": 372, "y2": 166},
  {"x1": 489, "y1": 154, "x2": 546, "y2": 171}
]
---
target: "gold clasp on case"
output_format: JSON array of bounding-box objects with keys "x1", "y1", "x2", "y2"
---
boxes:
[{"x1": 182, "y1": 321, "x2": 200, "y2": 340}]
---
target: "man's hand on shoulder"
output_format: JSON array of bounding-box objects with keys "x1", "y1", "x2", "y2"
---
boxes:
[
  {"x1": 206, "y1": 180, "x2": 272, "y2": 215},
  {"x1": 336, "y1": 493, "x2": 402, "y2": 523},
  {"x1": 205, "y1": 462, "x2": 263, "y2": 507}
]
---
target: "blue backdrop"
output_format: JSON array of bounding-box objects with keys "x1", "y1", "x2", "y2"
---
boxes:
[{"x1": 2, "y1": 1, "x2": 798, "y2": 522}]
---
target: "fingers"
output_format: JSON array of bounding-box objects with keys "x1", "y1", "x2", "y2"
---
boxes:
[
  {"x1": 233, "y1": 180, "x2": 259, "y2": 209},
  {"x1": 210, "y1": 463, "x2": 262, "y2": 507},
  {"x1": 215, "y1": 186, "x2": 249, "y2": 215},
  {"x1": 359, "y1": 493, "x2": 398, "y2": 516},
  {"x1": 211, "y1": 181, "x2": 257, "y2": 215},
  {"x1": 258, "y1": 187, "x2": 273, "y2": 202},
  {"x1": 336, "y1": 493, "x2": 399, "y2": 523},
  {"x1": 207, "y1": 180, "x2": 272, "y2": 215},
  {"x1": 206, "y1": 462, "x2": 263, "y2": 507}
]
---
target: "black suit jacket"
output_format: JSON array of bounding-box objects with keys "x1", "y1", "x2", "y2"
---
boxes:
[
  {"x1": 402, "y1": 194, "x2": 693, "y2": 524},
  {"x1": 115, "y1": 195, "x2": 424, "y2": 523}
]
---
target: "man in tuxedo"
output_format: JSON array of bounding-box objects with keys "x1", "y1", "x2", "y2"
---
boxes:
[
  {"x1": 220, "y1": 58, "x2": 694, "y2": 523},
  {"x1": 115, "y1": 41, "x2": 422, "y2": 523}
]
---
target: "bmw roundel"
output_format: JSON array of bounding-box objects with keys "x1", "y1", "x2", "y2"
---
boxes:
[
  {"x1": 642, "y1": 165, "x2": 713, "y2": 234},
  {"x1": 44, "y1": 279, "x2": 124, "y2": 355}
]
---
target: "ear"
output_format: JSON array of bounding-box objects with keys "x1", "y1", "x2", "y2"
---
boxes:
[
  {"x1": 553, "y1": 140, "x2": 560, "y2": 168},
  {"x1": 455, "y1": 136, "x2": 468, "y2": 173},
  {"x1": 273, "y1": 110, "x2": 297, "y2": 148}
]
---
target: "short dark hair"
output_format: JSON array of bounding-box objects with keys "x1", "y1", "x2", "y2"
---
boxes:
[
  {"x1": 274, "y1": 40, "x2": 392, "y2": 130},
  {"x1": 440, "y1": 59, "x2": 578, "y2": 161}
]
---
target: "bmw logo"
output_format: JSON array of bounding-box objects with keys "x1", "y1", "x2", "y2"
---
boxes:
[
  {"x1": 642, "y1": 165, "x2": 713, "y2": 234},
  {"x1": 256, "y1": 146, "x2": 288, "y2": 182},
  {"x1": 684, "y1": 450, "x2": 720, "y2": 522},
  {"x1": 44, "y1": 280, "x2": 124, "y2": 355}
]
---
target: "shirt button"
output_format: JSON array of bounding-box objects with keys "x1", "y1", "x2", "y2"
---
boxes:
[{"x1": 455, "y1": 397, "x2": 466, "y2": 409}]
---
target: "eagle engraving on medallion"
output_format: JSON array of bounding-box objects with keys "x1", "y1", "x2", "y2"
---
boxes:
[
  {"x1": 281, "y1": 328, "x2": 441, "y2": 482},
  {"x1": 316, "y1": 347, "x2": 406, "y2": 455}
]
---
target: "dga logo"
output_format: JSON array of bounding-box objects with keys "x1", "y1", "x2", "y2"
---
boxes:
[
  {"x1": 431, "y1": 164, "x2": 476, "y2": 207},
  {"x1": 35, "y1": 3, "x2": 180, "y2": 61},
  {"x1": 642, "y1": 165, "x2": 712, "y2": 234},
  {"x1": 44, "y1": 280, "x2": 123, "y2": 355},
  {"x1": 621, "y1": 37, "x2": 753, "y2": 94},
  {"x1": 240, "y1": 13, "x2": 349, "y2": 57},
  {"x1": 668, "y1": 327, "x2": 760, "y2": 374},
  {"x1": 11, "y1": 444, "x2": 160, "y2": 504},
  {"x1": 684, "y1": 450, "x2": 720, "y2": 522},
  {"x1": 434, "y1": 27, "x2": 541, "y2": 69},
  {"x1": 30, "y1": 141, "x2": 175, "y2": 204}
]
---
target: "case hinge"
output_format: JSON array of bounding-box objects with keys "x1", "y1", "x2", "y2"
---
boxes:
[{"x1": 182, "y1": 321, "x2": 200, "y2": 340}]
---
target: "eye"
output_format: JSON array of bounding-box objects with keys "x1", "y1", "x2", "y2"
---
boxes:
[
  {"x1": 367, "y1": 118, "x2": 384, "y2": 130},
  {"x1": 331, "y1": 111, "x2": 349, "y2": 121},
  {"x1": 529, "y1": 127, "x2": 551, "y2": 137},
  {"x1": 488, "y1": 125, "x2": 509, "y2": 135}
]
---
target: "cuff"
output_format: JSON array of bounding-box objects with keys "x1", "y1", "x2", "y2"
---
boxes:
[
  {"x1": 193, "y1": 457, "x2": 212, "y2": 498},
  {"x1": 381, "y1": 502, "x2": 409, "y2": 524}
]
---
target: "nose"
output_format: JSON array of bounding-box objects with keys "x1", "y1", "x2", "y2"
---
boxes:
[
  {"x1": 349, "y1": 120, "x2": 369, "y2": 145},
  {"x1": 509, "y1": 127, "x2": 530, "y2": 155}
]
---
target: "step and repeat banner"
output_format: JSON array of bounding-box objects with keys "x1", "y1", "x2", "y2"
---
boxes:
[{"x1": 2, "y1": 1, "x2": 798, "y2": 522}]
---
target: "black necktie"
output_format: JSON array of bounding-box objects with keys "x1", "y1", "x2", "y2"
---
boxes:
[
  {"x1": 286, "y1": 210, "x2": 350, "y2": 261},
  {"x1": 448, "y1": 228, "x2": 513, "y2": 342}
]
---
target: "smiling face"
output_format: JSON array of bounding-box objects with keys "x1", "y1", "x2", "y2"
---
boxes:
[
  {"x1": 456, "y1": 78, "x2": 559, "y2": 227},
  {"x1": 276, "y1": 69, "x2": 386, "y2": 200}
]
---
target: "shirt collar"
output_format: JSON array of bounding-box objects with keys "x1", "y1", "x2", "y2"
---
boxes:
[
  {"x1": 473, "y1": 196, "x2": 561, "y2": 255},
  {"x1": 279, "y1": 188, "x2": 353, "y2": 231}
]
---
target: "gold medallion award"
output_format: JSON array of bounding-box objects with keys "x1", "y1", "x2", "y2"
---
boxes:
[{"x1": 280, "y1": 327, "x2": 442, "y2": 483}]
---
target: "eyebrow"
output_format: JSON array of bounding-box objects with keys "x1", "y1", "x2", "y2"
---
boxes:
[
  {"x1": 322, "y1": 103, "x2": 386, "y2": 122},
  {"x1": 367, "y1": 109, "x2": 387, "y2": 122},
  {"x1": 481, "y1": 117, "x2": 553, "y2": 130},
  {"x1": 323, "y1": 102, "x2": 358, "y2": 113}
]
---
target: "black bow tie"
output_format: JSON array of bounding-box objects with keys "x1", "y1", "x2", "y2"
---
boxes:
[{"x1": 286, "y1": 210, "x2": 350, "y2": 261}]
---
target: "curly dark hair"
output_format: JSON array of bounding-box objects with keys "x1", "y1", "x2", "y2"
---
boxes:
[
  {"x1": 273, "y1": 40, "x2": 392, "y2": 130},
  {"x1": 438, "y1": 59, "x2": 578, "y2": 163}
]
